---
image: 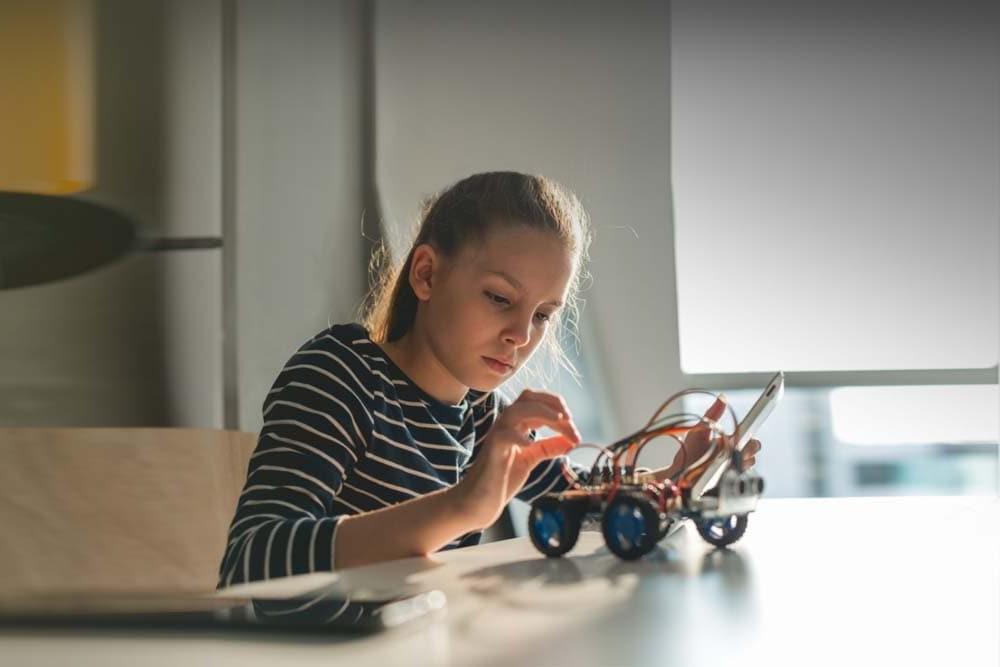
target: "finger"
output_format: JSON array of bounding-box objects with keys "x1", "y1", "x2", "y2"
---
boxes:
[
  {"x1": 504, "y1": 401, "x2": 581, "y2": 444},
  {"x1": 516, "y1": 390, "x2": 576, "y2": 427},
  {"x1": 533, "y1": 393, "x2": 582, "y2": 442},
  {"x1": 484, "y1": 426, "x2": 531, "y2": 460},
  {"x1": 702, "y1": 395, "x2": 727, "y2": 422},
  {"x1": 532, "y1": 434, "x2": 576, "y2": 459},
  {"x1": 746, "y1": 439, "x2": 762, "y2": 455},
  {"x1": 520, "y1": 434, "x2": 576, "y2": 468},
  {"x1": 505, "y1": 401, "x2": 563, "y2": 432}
]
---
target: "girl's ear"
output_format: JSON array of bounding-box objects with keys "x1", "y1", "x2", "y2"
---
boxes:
[{"x1": 408, "y1": 243, "x2": 438, "y2": 301}]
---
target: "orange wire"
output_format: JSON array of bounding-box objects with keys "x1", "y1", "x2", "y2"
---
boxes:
[{"x1": 624, "y1": 426, "x2": 692, "y2": 468}]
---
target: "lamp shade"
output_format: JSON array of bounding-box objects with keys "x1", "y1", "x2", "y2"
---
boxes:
[
  {"x1": 0, "y1": 192, "x2": 136, "y2": 289},
  {"x1": 0, "y1": 0, "x2": 95, "y2": 194},
  {"x1": 0, "y1": 0, "x2": 141, "y2": 289}
]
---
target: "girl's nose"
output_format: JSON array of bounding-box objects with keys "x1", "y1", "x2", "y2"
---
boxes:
[{"x1": 502, "y1": 317, "x2": 532, "y2": 347}]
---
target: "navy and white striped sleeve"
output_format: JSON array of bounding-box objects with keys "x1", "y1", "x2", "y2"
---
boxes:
[
  {"x1": 516, "y1": 448, "x2": 591, "y2": 504},
  {"x1": 484, "y1": 391, "x2": 591, "y2": 505},
  {"x1": 217, "y1": 339, "x2": 373, "y2": 588}
]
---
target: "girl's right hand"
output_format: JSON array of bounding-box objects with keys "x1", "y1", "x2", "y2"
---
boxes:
[{"x1": 455, "y1": 390, "x2": 581, "y2": 530}]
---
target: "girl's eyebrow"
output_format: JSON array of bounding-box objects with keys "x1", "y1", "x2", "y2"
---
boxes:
[{"x1": 485, "y1": 270, "x2": 563, "y2": 308}]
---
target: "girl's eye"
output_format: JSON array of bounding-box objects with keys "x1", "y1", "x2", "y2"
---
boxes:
[
  {"x1": 486, "y1": 290, "x2": 553, "y2": 324},
  {"x1": 484, "y1": 291, "x2": 510, "y2": 306}
]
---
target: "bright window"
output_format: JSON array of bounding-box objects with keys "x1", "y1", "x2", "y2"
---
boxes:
[{"x1": 670, "y1": 0, "x2": 999, "y2": 374}]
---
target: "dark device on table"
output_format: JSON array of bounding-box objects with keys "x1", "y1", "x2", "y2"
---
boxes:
[{"x1": 0, "y1": 587, "x2": 446, "y2": 635}]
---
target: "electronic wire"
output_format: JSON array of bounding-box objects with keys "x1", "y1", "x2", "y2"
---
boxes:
[{"x1": 571, "y1": 390, "x2": 742, "y2": 490}]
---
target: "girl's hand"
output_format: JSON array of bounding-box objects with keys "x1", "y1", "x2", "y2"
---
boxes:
[
  {"x1": 455, "y1": 390, "x2": 581, "y2": 530},
  {"x1": 671, "y1": 397, "x2": 762, "y2": 476}
]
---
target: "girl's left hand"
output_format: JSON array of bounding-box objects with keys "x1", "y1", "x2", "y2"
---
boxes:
[{"x1": 671, "y1": 397, "x2": 763, "y2": 474}]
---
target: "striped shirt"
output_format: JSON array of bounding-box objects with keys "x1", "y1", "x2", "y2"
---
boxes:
[{"x1": 217, "y1": 322, "x2": 584, "y2": 587}]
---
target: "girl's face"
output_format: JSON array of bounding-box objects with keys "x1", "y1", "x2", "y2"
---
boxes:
[{"x1": 412, "y1": 225, "x2": 575, "y2": 396}]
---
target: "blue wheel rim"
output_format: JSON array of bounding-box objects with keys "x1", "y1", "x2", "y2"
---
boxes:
[
  {"x1": 608, "y1": 503, "x2": 646, "y2": 552},
  {"x1": 532, "y1": 507, "x2": 565, "y2": 549}
]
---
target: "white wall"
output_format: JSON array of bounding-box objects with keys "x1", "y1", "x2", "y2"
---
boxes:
[
  {"x1": 375, "y1": 0, "x2": 682, "y2": 469},
  {"x1": 160, "y1": 1, "x2": 225, "y2": 428},
  {"x1": 232, "y1": 0, "x2": 367, "y2": 432}
]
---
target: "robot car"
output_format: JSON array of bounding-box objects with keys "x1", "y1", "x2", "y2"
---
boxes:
[{"x1": 528, "y1": 374, "x2": 783, "y2": 560}]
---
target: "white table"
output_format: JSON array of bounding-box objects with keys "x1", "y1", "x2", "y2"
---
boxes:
[{"x1": 2, "y1": 497, "x2": 998, "y2": 667}]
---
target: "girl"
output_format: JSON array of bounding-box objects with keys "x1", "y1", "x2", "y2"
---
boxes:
[{"x1": 218, "y1": 172, "x2": 760, "y2": 587}]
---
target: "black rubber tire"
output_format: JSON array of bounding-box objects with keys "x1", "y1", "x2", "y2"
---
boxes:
[
  {"x1": 695, "y1": 513, "x2": 748, "y2": 548},
  {"x1": 528, "y1": 497, "x2": 584, "y2": 558},
  {"x1": 656, "y1": 515, "x2": 676, "y2": 541},
  {"x1": 601, "y1": 494, "x2": 660, "y2": 560}
]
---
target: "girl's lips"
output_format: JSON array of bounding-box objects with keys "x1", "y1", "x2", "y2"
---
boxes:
[{"x1": 483, "y1": 356, "x2": 513, "y2": 374}]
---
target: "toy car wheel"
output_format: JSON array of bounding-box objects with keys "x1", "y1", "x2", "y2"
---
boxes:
[
  {"x1": 656, "y1": 515, "x2": 677, "y2": 541},
  {"x1": 602, "y1": 494, "x2": 659, "y2": 560},
  {"x1": 528, "y1": 497, "x2": 583, "y2": 557},
  {"x1": 695, "y1": 513, "x2": 748, "y2": 548}
]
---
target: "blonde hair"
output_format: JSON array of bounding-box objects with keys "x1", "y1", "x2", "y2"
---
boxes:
[{"x1": 360, "y1": 171, "x2": 592, "y2": 384}]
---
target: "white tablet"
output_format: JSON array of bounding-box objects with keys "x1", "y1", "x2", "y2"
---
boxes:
[
  {"x1": 690, "y1": 371, "x2": 784, "y2": 500},
  {"x1": 732, "y1": 371, "x2": 785, "y2": 452}
]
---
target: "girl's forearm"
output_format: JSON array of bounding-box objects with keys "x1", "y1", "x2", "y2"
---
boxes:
[{"x1": 332, "y1": 483, "x2": 478, "y2": 569}]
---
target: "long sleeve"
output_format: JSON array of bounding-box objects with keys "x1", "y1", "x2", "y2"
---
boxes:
[
  {"x1": 515, "y1": 451, "x2": 591, "y2": 503},
  {"x1": 217, "y1": 346, "x2": 373, "y2": 588}
]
